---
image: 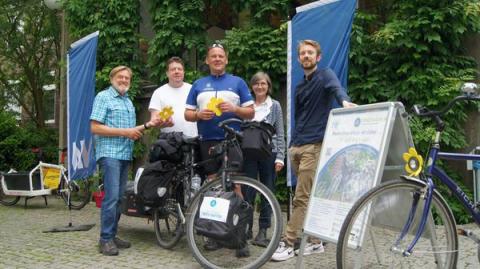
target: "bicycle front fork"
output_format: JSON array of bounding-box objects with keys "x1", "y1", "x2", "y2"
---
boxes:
[{"x1": 391, "y1": 179, "x2": 435, "y2": 257}]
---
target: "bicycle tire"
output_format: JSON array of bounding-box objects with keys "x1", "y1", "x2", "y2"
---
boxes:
[
  {"x1": 153, "y1": 198, "x2": 184, "y2": 249},
  {"x1": 60, "y1": 178, "x2": 91, "y2": 210},
  {"x1": 337, "y1": 178, "x2": 458, "y2": 269},
  {"x1": 186, "y1": 176, "x2": 282, "y2": 269},
  {"x1": 0, "y1": 177, "x2": 20, "y2": 206}
]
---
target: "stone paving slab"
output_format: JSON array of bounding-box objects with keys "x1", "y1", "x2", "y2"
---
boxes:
[{"x1": 0, "y1": 196, "x2": 479, "y2": 268}]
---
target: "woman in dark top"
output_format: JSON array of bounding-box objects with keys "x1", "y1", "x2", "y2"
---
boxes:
[{"x1": 244, "y1": 71, "x2": 285, "y2": 247}]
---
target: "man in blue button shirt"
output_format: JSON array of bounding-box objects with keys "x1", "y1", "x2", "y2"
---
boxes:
[
  {"x1": 272, "y1": 40, "x2": 356, "y2": 262},
  {"x1": 90, "y1": 66, "x2": 163, "y2": 256}
]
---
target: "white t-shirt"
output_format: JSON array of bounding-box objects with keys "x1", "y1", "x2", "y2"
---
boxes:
[{"x1": 149, "y1": 82, "x2": 198, "y2": 137}]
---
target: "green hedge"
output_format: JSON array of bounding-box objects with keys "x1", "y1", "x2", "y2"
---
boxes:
[{"x1": 0, "y1": 111, "x2": 58, "y2": 171}]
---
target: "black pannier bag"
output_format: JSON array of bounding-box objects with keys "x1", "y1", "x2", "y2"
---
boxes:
[
  {"x1": 194, "y1": 191, "x2": 253, "y2": 249},
  {"x1": 240, "y1": 121, "x2": 275, "y2": 160},
  {"x1": 149, "y1": 132, "x2": 184, "y2": 163},
  {"x1": 137, "y1": 160, "x2": 176, "y2": 207},
  {"x1": 122, "y1": 181, "x2": 148, "y2": 217}
]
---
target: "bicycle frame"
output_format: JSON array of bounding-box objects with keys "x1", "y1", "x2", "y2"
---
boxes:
[
  {"x1": 431, "y1": 150, "x2": 480, "y2": 224},
  {"x1": 397, "y1": 132, "x2": 480, "y2": 256}
]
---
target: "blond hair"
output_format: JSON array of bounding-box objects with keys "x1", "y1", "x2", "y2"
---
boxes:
[{"x1": 297, "y1": 40, "x2": 322, "y2": 55}]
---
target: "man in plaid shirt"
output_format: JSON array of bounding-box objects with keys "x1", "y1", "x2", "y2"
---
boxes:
[{"x1": 90, "y1": 66, "x2": 163, "y2": 256}]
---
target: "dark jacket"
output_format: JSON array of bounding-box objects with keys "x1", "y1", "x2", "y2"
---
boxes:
[{"x1": 290, "y1": 68, "x2": 350, "y2": 146}]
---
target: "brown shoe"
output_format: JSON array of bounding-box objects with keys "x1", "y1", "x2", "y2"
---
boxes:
[
  {"x1": 113, "y1": 237, "x2": 131, "y2": 249},
  {"x1": 99, "y1": 240, "x2": 119, "y2": 256}
]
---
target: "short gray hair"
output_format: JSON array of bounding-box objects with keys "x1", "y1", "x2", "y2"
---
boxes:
[{"x1": 250, "y1": 71, "x2": 272, "y2": 95}]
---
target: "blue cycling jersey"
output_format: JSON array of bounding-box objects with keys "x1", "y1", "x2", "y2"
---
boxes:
[{"x1": 186, "y1": 73, "x2": 253, "y2": 141}]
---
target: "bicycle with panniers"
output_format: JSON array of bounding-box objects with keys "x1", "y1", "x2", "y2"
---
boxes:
[{"x1": 185, "y1": 118, "x2": 283, "y2": 269}]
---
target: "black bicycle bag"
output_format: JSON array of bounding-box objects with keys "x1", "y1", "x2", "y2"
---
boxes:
[
  {"x1": 240, "y1": 121, "x2": 275, "y2": 160},
  {"x1": 149, "y1": 132, "x2": 184, "y2": 163},
  {"x1": 194, "y1": 191, "x2": 252, "y2": 249},
  {"x1": 137, "y1": 160, "x2": 175, "y2": 207}
]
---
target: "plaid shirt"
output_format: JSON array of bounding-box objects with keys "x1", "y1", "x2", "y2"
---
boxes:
[{"x1": 90, "y1": 86, "x2": 136, "y2": 161}]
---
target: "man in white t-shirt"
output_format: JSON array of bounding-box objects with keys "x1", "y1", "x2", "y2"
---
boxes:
[{"x1": 149, "y1": 56, "x2": 197, "y2": 137}]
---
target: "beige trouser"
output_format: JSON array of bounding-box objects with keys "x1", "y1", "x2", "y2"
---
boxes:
[{"x1": 285, "y1": 143, "x2": 322, "y2": 246}]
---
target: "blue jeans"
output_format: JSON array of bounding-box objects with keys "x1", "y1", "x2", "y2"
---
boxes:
[
  {"x1": 243, "y1": 154, "x2": 276, "y2": 229},
  {"x1": 98, "y1": 157, "x2": 130, "y2": 242}
]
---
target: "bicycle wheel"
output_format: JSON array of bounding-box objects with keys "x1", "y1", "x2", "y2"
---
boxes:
[
  {"x1": 186, "y1": 176, "x2": 282, "y2": 269},
  {"x1": 153, "y1": 198, "x2": 184, "y2": 249},
  {"x1": 337, "y1": 179, "x2": 458, "y2": 269},
  {"x1": 60, "y1": 178, "x2": 91, "y2": 210},
  {"x1": 0, "y1": 176, "x2": 20, "y2": 206}
]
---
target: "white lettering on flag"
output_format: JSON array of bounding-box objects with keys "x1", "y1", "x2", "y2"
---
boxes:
[{"x1": 71, "y1": 139, "x2": 92, "y2": 171}]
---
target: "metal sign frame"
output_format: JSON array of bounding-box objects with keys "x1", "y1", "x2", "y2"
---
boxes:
[{"x1": 296, "y1": 102, "x2": 414, "y2": 267}]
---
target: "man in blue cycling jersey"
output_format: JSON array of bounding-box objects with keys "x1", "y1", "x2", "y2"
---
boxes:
[
  {"x1": 185, "y1": 43, "x2": 254, "y2": 176},
  {"x1": 184, "y1": 42, "x2": 254, "y2": 257}
]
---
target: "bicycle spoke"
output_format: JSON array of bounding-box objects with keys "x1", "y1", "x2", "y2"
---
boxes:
[
  {"x1": 186, "y1": 176, "x2": 282, "y2": 269},
  {"x1": 337, "y1": 180, "x2": 458, "y2": 269}
]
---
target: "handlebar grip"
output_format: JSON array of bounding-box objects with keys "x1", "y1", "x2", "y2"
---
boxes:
[
  {"x1": 413, "y1": 105, "x2": 424, "y2": 116},
  {"x1": 223, "y1": 125, "x2": 236, "y2": 136},
  {"x1": 218, "y1": 118, "x2": 243, "y2": 139}
]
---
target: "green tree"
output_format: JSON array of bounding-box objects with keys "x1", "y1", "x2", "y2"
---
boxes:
[
  {"x1": 349, "y1": 1, "x2": 480, "y2": 151},
  {"x1": 349, "y1": 1, "x2": 480, "y2": 223},
  {"x1": 224, "y1": 25, "x2": 287, "y2": 96},
  {"x1": 147, "y1": 0, "x2": 206, "y2": 83},
  {"x1": 147, "y1": 0, "x2": 291, "y2": 94},
  {"x1": 64, "y1": 0, "x2": 142, "y2": 97},
  {"x1": 0, "y1": 110, "x2": 58, "y2": 170},
  {"x1": 0, "y1": 0, "x2": 60, "y2": 128}
]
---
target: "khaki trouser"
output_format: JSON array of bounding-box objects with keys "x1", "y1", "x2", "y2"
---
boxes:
[{"x1": 285, "y1": 143, "x2": 322, "y2": 246}]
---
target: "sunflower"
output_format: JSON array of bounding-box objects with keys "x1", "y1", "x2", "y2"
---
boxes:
[
  {"x1": 207, "y1": 97, "x2": 224, "y2": 116},
  {"x1": 158, "y1": 106, "x2": 174, "y2": 120},
  {"x1": 403, "y1": 147, "x2": 424, "y2": 177}
]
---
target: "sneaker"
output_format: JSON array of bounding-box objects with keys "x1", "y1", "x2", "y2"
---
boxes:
[
  {"x1": 113, "y1": 237, "x2": 131, "y2": 249},
  {"x1": 99, "y1": 240, "x2": 119, "y2": 256},
  {"x1": 294, "y1": 242, "x2": 325, "y2": 256},
  {"x1": 294, "y1": 238, "x2": 327, "y2": 249},
  {"x1": 271, "y1": 241, "x2": 294, "y2": 261}
]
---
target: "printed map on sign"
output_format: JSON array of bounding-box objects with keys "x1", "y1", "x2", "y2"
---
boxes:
[
  {"x1": 304, "y1": 106, "x2": 392, "y2": 243},
  {"x1": 314, "y1": 144, "x2": 378, "y2": 204}
]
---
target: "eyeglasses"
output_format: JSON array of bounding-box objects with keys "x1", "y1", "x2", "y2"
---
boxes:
[
  {"x1": 253, "y1": 82, "x2": 268, "y2": 87},
  {"x1": 210, "y1": 43, "x2": 224, "y2": 49}
]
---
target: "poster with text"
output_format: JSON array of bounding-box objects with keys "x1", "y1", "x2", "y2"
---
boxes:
[{"x1": 304, "y1": 105, "x2": 393, "y2": 243}]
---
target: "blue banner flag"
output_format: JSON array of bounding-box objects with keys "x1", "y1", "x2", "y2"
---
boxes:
[
  {"x1": 287, "y1": 0, "x2": 357, "y2": 186},
  {"x1": 67, "y1": 31, "x2": 99, "y2": 180}
]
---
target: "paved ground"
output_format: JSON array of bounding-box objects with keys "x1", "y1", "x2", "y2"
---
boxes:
[{"x1": 0, "y1": 196, "x2": 479, "y2": 268}]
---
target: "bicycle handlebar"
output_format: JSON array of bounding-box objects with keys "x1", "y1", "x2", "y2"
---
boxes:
[
  {"x1": 413, "y1": 93, "x2": 480, "y2": 118},
  {"x1": 218, "y1": 118, "x2": 244, "y2": 139}
]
